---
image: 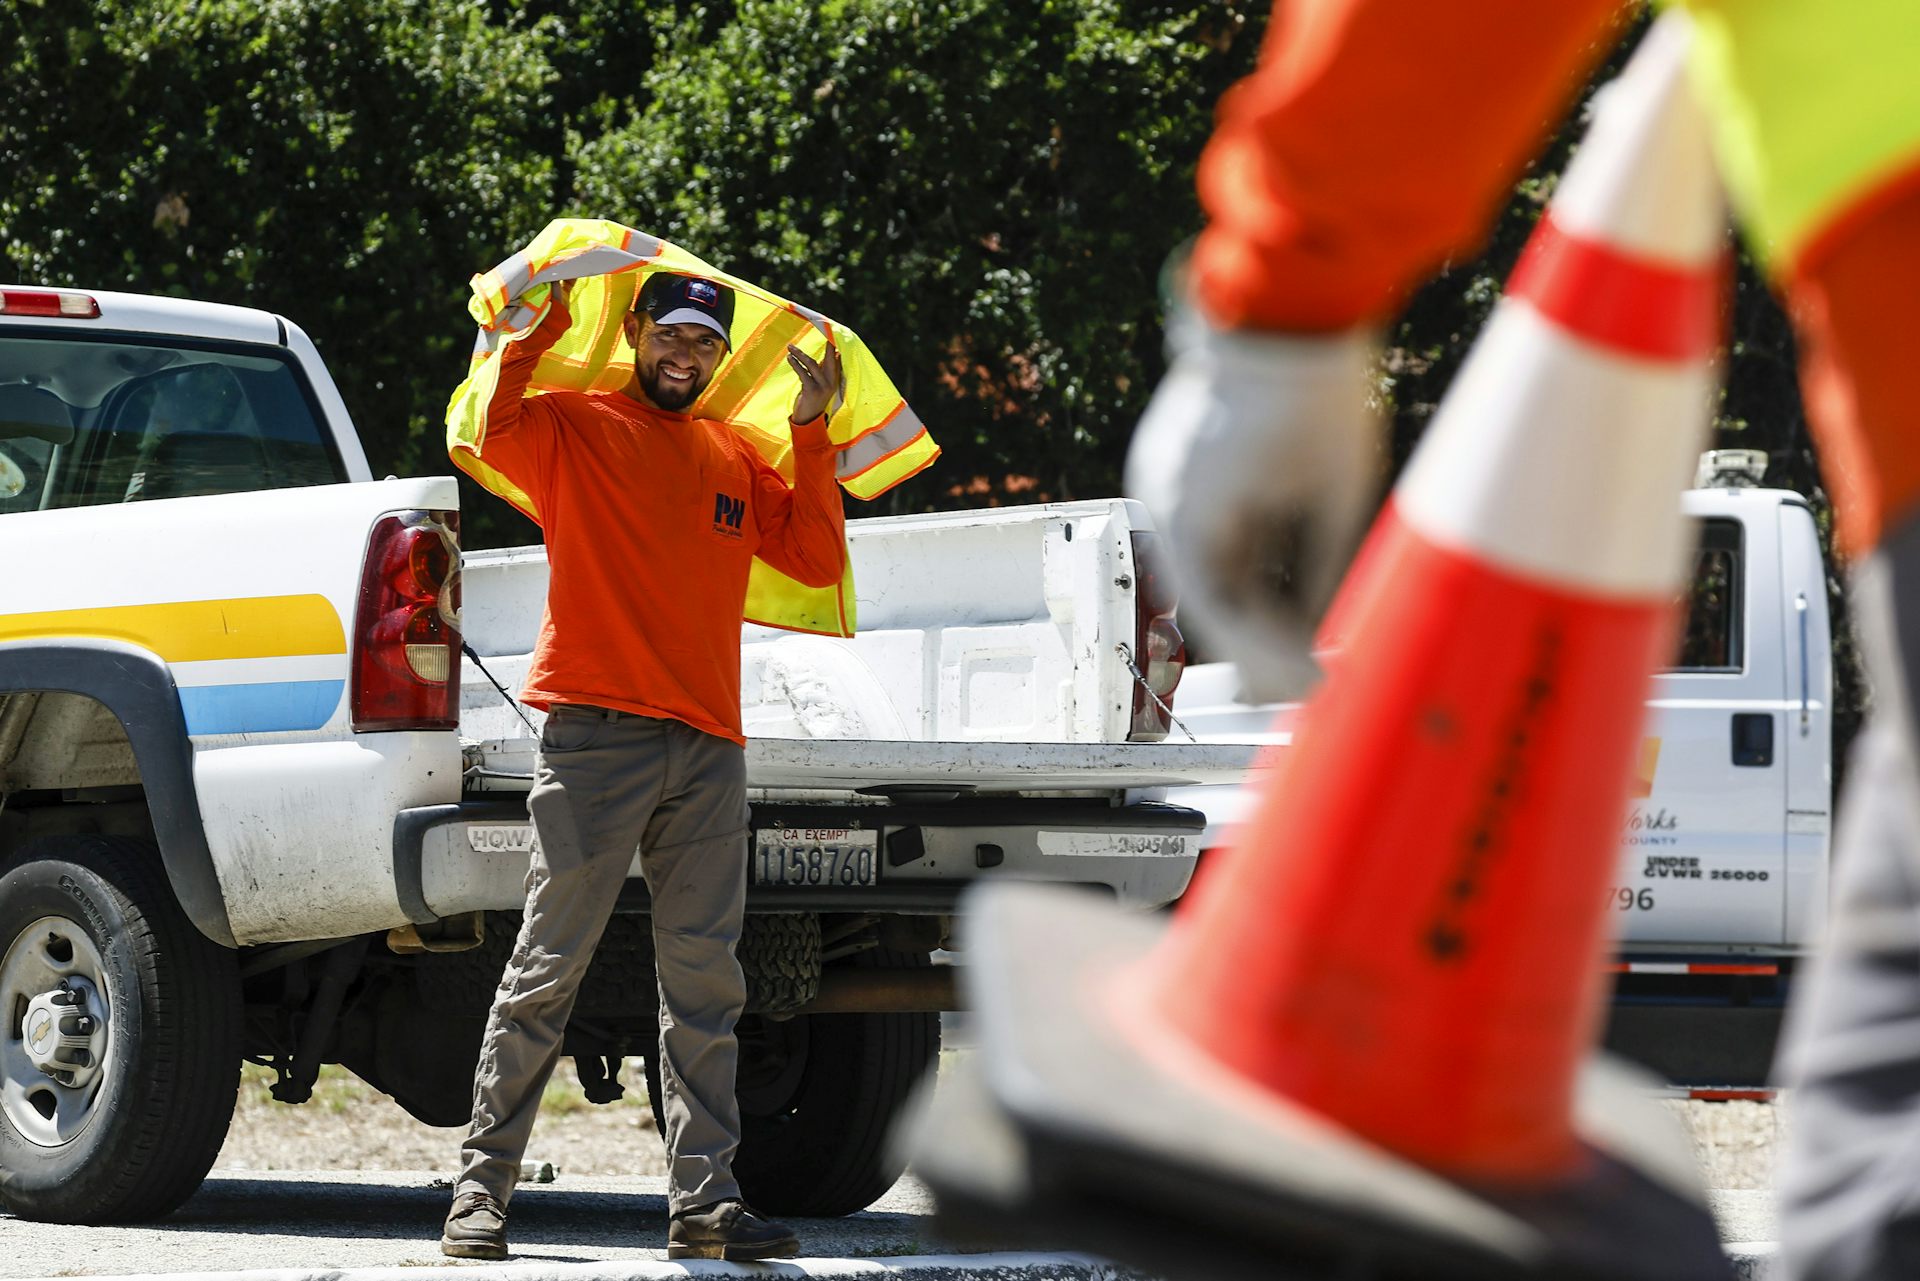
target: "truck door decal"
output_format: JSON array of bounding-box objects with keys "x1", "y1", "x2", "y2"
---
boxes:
[
  {"x1": 171, "y1": 678, "x2": 346, "y2": 735},
  {"x1": 0, "y1": 594, "x2": 347, "y2": 734},
  {"x1": 1632, "y1": 736, "x2": 1661, "y2": 798}
]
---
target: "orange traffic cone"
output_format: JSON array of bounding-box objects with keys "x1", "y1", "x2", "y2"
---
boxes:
[
  {"x1": 909, "y1": 15, "x2": 1735, "y2": 1281},
  {"x1": 1129, "y1": 7, "x2": 1728, "y2": 1182}
]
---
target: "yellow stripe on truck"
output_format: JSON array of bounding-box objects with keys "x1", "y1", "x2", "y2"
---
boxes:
[{"x1": 0, "y1": 594, "x2": 346, "y2": 662}]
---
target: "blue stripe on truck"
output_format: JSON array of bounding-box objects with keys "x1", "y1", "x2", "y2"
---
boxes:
[{"x1": 177, "y1": 680, "x2": 345, "y2": 735}]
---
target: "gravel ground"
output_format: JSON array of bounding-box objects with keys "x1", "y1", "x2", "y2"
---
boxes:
[
  {"x1": 1665, "y1": 1097, "x2": 1786, "y2": 1192},
  {"x1": 214, "y1": 1060, "x2": 669, "y2": 1179},
  {"x1": 216, "y1": 1061, "x2": 1786, "y2": 1193}
]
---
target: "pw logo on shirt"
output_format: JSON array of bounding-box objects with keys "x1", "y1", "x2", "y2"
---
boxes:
[{"x1": 712, "y1": 491, "x2": 745, "y2": 538}]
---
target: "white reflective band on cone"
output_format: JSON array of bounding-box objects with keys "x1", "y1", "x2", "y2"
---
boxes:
[
  {"x1": 1552, "y1": 13, "x2": 1724, "y2": 267},
  {"x1": 1394, "y1": 301, "x2": 1717, "y2": 598}
]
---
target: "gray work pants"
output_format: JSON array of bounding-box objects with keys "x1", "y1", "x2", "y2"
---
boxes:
[
  {"x1": 1780, "y1": 517, "x2": 1920, "y2": 1281},
  {"x1": 457, "y1": 707, "x2": 749, "y2": 1215}
]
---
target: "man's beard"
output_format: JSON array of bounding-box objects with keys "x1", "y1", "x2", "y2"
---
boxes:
[{"x1": 641, "y1": 364, "x2": 709, "y2": 411}]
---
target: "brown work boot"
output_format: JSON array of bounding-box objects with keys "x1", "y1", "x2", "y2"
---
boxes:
[
  {"x1": 668, "y1": 1199, "x2": 799, "y2": 1260},
  {"x1": 441, "y1": 1189, "x2": 509, "y2": 1260}
]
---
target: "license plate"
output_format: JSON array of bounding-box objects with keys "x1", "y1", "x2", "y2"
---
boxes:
[{"x1": 752, "y1": 827, "x2": 880, "y2": 888}]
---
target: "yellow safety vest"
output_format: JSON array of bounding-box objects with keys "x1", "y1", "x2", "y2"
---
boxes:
[
  {"x1": 446, "y1": 218, "x2": 940, "y2": 637},
  {"x1": 1683, "y1": 0, "x2": 1920, "y2": 272}
]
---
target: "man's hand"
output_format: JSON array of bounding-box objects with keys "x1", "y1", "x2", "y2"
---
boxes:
[
  {"x1": 499, "y1": 278, "x2": 574, "y2": 339},
  {"x1": 787, "y1": 342, "x2": 843, "y2": 424},
  {"x1": 537, "y1": 279, "x2": 573, "y2": 334},
  {"x1": 1124, "y1": 321, "x2": 1382, "y2": 701}
]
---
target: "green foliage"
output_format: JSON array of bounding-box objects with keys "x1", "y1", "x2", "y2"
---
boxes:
[
  {"x1": 569, "y1": 0, "x2": 1264, "y2": 508},
  {"x1": 1, "y1": 0, "x2": 557, "y2": 520},
  {"x1": 484, "y1": 0, "x2": 726, "y2": 202},
  {"x1": 2, "y1": 0, "x2": 1262, "y2": 538}
]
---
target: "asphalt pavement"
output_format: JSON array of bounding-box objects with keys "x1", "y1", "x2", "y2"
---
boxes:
[
  {"x1": 1, "y1": 1171, "x2": 1144, "y2": 1281},
  {"x1": 3, "y1": 1170, "x2": 1778, "y2": 1281}
]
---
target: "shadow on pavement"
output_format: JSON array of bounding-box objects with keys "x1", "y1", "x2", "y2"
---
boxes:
[
  {"x1": 159, "y1": 1178, "x2": 671, "y2": 1245},
  {"x1": 155, "y1": 1175, "x2": 931, "y2": 1250}
]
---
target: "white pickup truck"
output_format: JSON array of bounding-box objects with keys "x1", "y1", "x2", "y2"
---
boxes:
[
  {"x1": 1169, "y1": 468, "x2": 1835, "y2": 1091},
  {"x1": 0, "y1": 285, "x2": 1251, "y2": 1224}
]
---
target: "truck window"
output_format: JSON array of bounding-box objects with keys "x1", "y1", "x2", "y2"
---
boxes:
[
  {"x1": 1669, "y1": 517, "x2": 1743, "y2": 672},
  {"x1": 0, "y1": 384, "x2": 67, "y2": 515},
  {"x1": 0, "y1": 331, "x2": 346, "y2": 511}
]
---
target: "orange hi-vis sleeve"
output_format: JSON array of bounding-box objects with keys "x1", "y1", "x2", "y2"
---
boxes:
[
  {"x1": 459, "y1": 302, "x2": 846, "y2": 745},
  {"x1": 1789, "y1": 177, "x2": 1920, "y2": 553},
  {"x1": 1191, "y1": 0, "x2": 1626, "y2": 332}
]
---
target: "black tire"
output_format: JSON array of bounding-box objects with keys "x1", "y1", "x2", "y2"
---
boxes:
[
  {"x1": 739, "y1": 913, "x2": 821, "y2": 1015},
  {"x1": 0, "y1": 835, "x2": 241, "y2": 1221},
  {"x1": 646, "y1": 946, "x2": 940, "y2": 1217}
]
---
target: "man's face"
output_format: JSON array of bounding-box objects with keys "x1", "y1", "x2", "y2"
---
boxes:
[{"x1": 624, "y1": 313, "x2": 726, "y2": 410}]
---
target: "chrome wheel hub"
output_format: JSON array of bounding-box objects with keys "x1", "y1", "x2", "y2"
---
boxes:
[
  {"x1": 23, "y1": 979, "x2": 104, "y2": 1088},
  {"x1": 2, "y1": 916, "x2": 114, "y2": 1147}
]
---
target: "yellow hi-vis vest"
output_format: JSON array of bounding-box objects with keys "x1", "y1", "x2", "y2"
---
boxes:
[
  {"x1": 446, "y1": 218, "x2": 940, "y2": 637},
  {"x1": 1682, "y1": 0, "x2": 1920, "y2": 273}
]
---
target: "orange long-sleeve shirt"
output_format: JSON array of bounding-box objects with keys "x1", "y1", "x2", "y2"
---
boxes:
[
  {"x1": 466, "y1": 304, "x2": 847, "y2": 744},
  {"x1": 1191, "y1": 0, "x2": 1622, "y2": 333}
]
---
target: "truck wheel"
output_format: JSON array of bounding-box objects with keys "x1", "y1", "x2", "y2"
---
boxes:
[
  {"x1": 646, "y1": 946, "x2": 940, "y2": 1216},
  {"x1": 0, "y1": 835, "x2": 241, "y2": 1221}
]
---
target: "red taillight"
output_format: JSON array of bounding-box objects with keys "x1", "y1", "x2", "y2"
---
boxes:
[
  {"x1": 0, "y1": 288, "x2": 100, "y2": 318},
  {"x1": 1128, "y1": 531, "x2": 1188, "y2": 742},
  {"x1": 351, "y1": 509, "x2": 462, "y2": 732}
]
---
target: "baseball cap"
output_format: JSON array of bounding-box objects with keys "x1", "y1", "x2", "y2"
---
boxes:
[{"x1": 637, "y1": 272, "x2": 735, "y2": 347}]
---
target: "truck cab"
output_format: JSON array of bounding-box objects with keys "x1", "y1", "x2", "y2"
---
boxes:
[
  {"x1": 1602, "y1": 484, "x2": 1833, "y2": 1089},
  {"x1": 1614, "y1": 486, "x2": 1832, "y2": 952}
]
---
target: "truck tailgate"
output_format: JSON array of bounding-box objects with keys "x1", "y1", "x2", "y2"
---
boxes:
[
  {"x1": 464, "y1": 736, "x2": 1262, "y2": 793},
  {"x1": 410, "y1": 738, "x2": 1263, "y2": 919}
]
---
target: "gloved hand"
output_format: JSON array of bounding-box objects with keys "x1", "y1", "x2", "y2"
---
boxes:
[{"x1": 1125, "y1": 318, "x2": 1382, "y2": 701}]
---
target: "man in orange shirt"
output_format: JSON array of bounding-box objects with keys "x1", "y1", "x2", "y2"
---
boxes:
[{"x1": 440, "y1": 272, "x2": 846, "y2": 1262}]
